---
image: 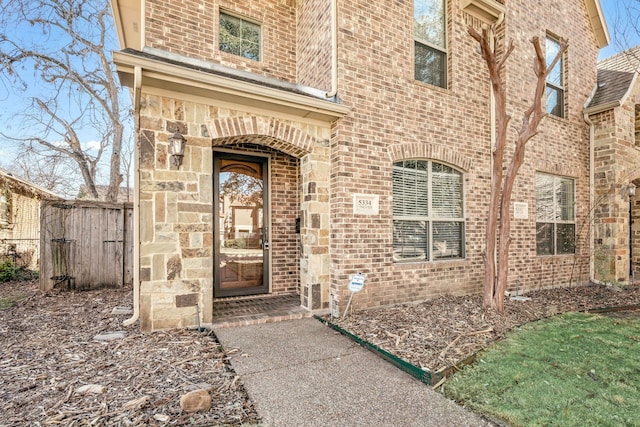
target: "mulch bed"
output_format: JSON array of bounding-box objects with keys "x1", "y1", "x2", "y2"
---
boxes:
[
  {"x1": 332, "y1": 283, "x2": 640, "y2": 374},
  {"x1": 0, "y1": 280, "x2": 260, "y2": 426},
  {"x1": 3, "y1": 279, "x2": 640, "y2": 425}
]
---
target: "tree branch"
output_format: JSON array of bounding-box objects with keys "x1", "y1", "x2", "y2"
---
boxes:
[{"x1": 0, "y1": 0, "x2": 130, "y2": 201}]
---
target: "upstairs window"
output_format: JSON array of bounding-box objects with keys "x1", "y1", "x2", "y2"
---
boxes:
[
  {"x1": 219, "y1": 11, "x2": 261, "y2": 61},
  {"x1": 414, "y1": 0, "x2": 447, "y2": 88},
  {"x1": 393, "y1": 160, "x2": 464, "y2": 261},
  {"x1": 546, "y1": 36, "x2": 564, "y2": 117},
  {"x1": 536, "y1": 173, "x2": 575, "y2": 255}
]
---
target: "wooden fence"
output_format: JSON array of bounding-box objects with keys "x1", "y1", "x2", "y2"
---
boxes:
[{"x1": 40, "y1": 200, "x2": 134, "y2": 291}]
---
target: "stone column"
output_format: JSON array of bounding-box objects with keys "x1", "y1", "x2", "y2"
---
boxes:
[
  {"x1": 632, "y1": 196, "x2": 639, "y2": 281},
  {"x1": 299, "y1": 139, "x2": 331, "y2": 310},
  {"x1": 593, "y1": 185, "x2": 634, "y2": 284}
]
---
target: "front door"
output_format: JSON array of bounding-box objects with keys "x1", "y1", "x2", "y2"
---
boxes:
[{"x1": 214, "y1": 152, "x2": 269, "y2": 297}]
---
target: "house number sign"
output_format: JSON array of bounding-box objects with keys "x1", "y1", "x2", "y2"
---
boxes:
[
  {"x1": 353, "y1": 194, "x2": 379, "y2": 215},
  {"x1": 514, "y1": 202, "x2": 529, "y2": 219}
]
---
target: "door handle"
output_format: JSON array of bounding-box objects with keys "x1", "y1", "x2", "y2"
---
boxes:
[{"x1": 262, "y1": 227, "x2": 269, "y2": 250}]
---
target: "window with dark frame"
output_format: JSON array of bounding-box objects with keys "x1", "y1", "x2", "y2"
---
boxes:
[
  {"x1": 545, "y1": 35, "x2": 564, "y2": 117},
  {"x1": 393, "y1": 160, "x2": 464, "y2": 262},
  {"x1": 414, "y1": 0, "x2": 447, "y2": 88},
  {"x1": 219, "y1": 11, "x2": 261, "y2": 61},
  {"x1": 535, "y1": 173, "x2": 575, "y2": 255}
]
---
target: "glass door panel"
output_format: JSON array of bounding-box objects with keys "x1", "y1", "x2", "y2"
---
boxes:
[{"x1": 214, "y1": 153, "x2": 269, "y2": 297}]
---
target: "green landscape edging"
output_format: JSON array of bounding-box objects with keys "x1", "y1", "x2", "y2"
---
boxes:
[
  {"x1": 315, "y1": 315, "x2": 452, "y2": 385},
  {"x1": 315, "y1": 305, "x2": 640, "y2": 386},
  {"x1": 585, "y1": 304, "x2": 640, "y2": 314}
]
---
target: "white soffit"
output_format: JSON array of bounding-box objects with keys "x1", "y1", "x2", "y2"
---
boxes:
[
  {"x1": 459, "y1": 0, "x2": 505, "y2": 25},
  {"x1": 585, "y1": 0, "x2": 610, "y2": 48}
]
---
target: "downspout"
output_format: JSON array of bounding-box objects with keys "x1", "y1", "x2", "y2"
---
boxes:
[
  {"x1": 124, "y1": 65, "x2": 142, "y2": 326},
  {"x1": 325, "y1": 0, "x2": 338, "y2": 98}
]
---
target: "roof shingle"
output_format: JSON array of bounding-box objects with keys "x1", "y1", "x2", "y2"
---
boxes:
[{"x1": 586, "y1": 46, "x2": 640, "y2": 111}]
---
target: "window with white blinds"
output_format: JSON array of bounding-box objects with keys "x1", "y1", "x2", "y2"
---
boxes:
[
  {"x1": 393, "y1": 160, "x2": 464, "y2": 261},
  {"x1": 535, "y1": 173, "x2": 575, "y2": 255}
]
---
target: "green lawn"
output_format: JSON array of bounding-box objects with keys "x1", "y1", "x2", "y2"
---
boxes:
[{"x1": 442, "y1": 312, "x2": 640, "y2": 427}]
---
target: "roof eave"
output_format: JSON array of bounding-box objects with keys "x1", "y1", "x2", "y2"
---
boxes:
[
  {"x1": 586, "y1": 0, "x2": 610, "y2": 49},
  {"x1": 584, "y1": 100, "x2": 621, "y2": 115},
  {"x1": 585, "y1": 71, "x2": 639, "y2": 115},
  {"x1": 0, "y1": 170, "x2": 64, "y2": 200},
  {"x1": 109, "y1": 0, "x2": 141, "y2": 50},
  {"x1": 113, "y1": 51, "x2": 350, "y2": 123}
]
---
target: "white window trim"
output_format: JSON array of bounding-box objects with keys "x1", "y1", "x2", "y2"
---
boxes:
[
  {"x1": 393, "y1": 160, "x2": 465, "y2": 262},
  {"x1": 535, "y1": 173, "x2": 576, "y2": 256}
]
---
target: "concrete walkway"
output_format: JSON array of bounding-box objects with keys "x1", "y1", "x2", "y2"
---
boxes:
[{"x1": 214, "y1": 318, "x2": 494, "y2": 427}]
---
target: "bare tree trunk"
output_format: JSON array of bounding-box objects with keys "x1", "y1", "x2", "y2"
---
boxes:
[
  {"x1": 469, "y1": 26, "x2": 567, "y2": 313},
  {"x1": 107, "y1": 122, "x2": 124, "y2": 202}
]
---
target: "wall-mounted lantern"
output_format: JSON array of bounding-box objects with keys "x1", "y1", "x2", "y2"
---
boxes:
[{"x1": 168, "y1": 130, "x2": 187, "y2": 168}]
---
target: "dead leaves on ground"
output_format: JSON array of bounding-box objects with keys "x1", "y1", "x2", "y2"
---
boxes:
[
  {"x1": 334, "y1": 284, "x2": 640, "y2": 373},
  {"x1": 0, "y1": 281, "x2": 259, "y2": 426}
]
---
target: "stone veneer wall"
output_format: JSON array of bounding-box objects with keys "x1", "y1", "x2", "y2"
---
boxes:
[
  {"x1": 590, "y1": 78, "x2": 640, "y2": 284},
  {"x1": 137, "y1": 93, "x2": 332, "y2": 330},
  {"x1": 137, "y1": 94, "x2": 214, "y2": 330}
]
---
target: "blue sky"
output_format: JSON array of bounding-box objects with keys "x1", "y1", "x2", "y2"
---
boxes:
[
  {"x1": 0, "y1": 2, "x2": 127, "y2": 195},
  {"x1": 599, "y1": 0, "x2": 640, "y2": 59}
]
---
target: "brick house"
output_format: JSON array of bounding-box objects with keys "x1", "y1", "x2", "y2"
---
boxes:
[
  {"x1": 0, "y1": 169, "x2": 62, "y2": 270},
  {"x1": 110, "y1": 0, "x2": 620, "y2": 330}
]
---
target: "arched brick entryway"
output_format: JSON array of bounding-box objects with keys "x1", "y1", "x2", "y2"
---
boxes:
[{"x1": 207, "y1": 117, "x2": 332, "y2": 310}]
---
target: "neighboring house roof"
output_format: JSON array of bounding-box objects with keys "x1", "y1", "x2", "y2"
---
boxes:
[
  {"x1": 598, "y1": 46, "x2": 640, "y2": 73},
  {"x1": 0, "y1": 169, "x2": 64, "y2": 200},
  {"x1": 77, "y1": 185, "x2": 133, "y2": 202},
  {"x1": 585, "y1": 46, "x2": 640, "y2": 112}
]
